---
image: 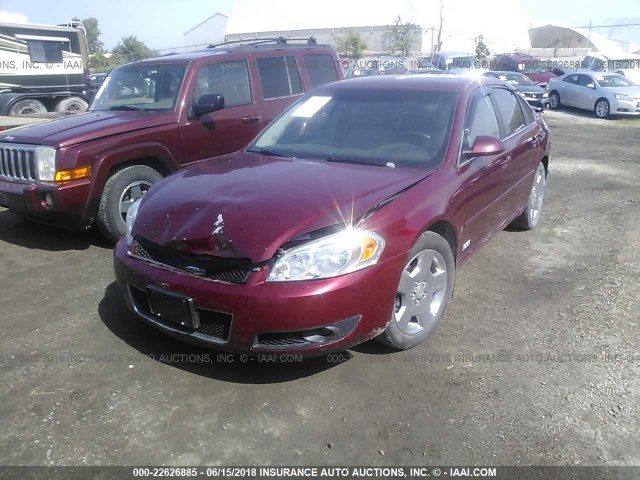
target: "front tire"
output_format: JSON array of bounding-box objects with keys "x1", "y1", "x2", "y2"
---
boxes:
[
  {"x1": 512, "y1": 162, "x2": 546, "y2": 230},
  {"x1": 549, "y1": 91, "x2": 561, "y2": 110},
  {"x1": 97, "y1": 165, "x2": 162, "y2": 242},
  {"x1": 377, "y1": 231, "x2": 455, "y2": 350},
  {"x1": 594, "y1": 98, "x2": 610, "y2": 118}
]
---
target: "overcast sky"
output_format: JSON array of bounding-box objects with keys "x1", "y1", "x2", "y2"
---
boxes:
[{"x1": 0, "y1": 0, "x2": 637, "y2": 51}]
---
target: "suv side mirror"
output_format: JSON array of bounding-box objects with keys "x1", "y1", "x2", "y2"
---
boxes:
[
  {"x1": 463, "y1": 135, "x2": 505, "y2": 158},
  {"x1": 191, "y1": 94, "x2": 225, "y2": 118}
]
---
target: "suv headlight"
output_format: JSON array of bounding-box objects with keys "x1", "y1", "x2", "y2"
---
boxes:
[
  {"x1": 267, "y1": 229, "x2": 385, "y2": 282},
  {"x1": 35, "y1": 147, "x2": 57, "y2": 181},
  {"x1": 125, "y1": 199, "x2": 141, "y2": 246},
  {"x1": 615, "y1": 94, "x2": 633, "y2": 101}
]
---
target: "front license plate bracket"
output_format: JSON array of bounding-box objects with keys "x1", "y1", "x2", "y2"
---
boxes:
[{"x1": 146, "y1": 286, "x2": 200, "y2": 329}]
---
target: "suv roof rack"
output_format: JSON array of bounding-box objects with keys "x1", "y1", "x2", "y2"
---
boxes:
[{"x1": 207, "y1": 36, "x2": 318, "y2": 49}]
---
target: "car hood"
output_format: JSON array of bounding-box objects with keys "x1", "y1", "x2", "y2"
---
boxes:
[
  {"x1": 526, "y1": 71, "x2": 556, "y2": 84},
  {"x1": 1, "y1": 111, "x2": 177, "y2": 148},
  {"x1": 133, "y1": 152, "x2": 436, "y2": 262},
  {"x1": 515, "y1": 84, "x2": 547, "y2": 94},
  {"x1": 603, "y1": 86, "x2": 640, "y2": 97}
]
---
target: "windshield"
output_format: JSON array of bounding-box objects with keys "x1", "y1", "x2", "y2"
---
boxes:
[
  {"x1": 250, "y1": 88, "x2": 458, "y2": 168},
  {"x1": 495, "y1": 73, "x2": 535, "y2": 86},
  {"x1": 448, "y1": 56, "x2": 477, "y2": 69},
  {"x1": 596, "y1": 74, "x2": 637, "y2": 87},
  {"x1": 91, "y1": 63, "x2": 188, "y2": 112}
]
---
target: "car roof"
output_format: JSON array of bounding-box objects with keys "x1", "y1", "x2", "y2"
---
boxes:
[
  {"x1": 437, "y1": 51, "x2": 476, "y2": 57},
  {"x1": 324, "y1": 75, "x2": 504, "y2": 92},
  {"x1": 129, "y1": 43, "x2": 335, "y2": 65},
  {"x1": 496, "y1": 53, "x2": 540, "y2": 61},
  {"x1": 485, "y1": 71, "x2": 526, "y2": 76}
]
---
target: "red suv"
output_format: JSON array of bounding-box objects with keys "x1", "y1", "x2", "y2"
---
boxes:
[
  {"x1": 114, "y1": 75, "x2": 551, "y2": 356},
  {"x1": 0, "y1": 38, "x2": 342, "y2": 241}
]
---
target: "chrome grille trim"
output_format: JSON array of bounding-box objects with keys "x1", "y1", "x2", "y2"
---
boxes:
[{"x1": 0, "y1": 143, "x2": 38, "y2": 182}]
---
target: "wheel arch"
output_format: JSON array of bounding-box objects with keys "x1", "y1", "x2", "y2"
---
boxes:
[{"x1": 424, "y1": 220, "x2": 458, "y2": 262}]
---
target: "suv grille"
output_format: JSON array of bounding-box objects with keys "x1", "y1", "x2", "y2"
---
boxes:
[
  {"x1": 131, "y1": 237, "x2": 253, "y2": 284},
  {"x1": 0, "y1": 144, "x2": 37, "y2": 182}
]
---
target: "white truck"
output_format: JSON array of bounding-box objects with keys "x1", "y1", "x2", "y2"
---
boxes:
[{"x1": 0, "y1": 16, "x2": 91, "y2": 129}]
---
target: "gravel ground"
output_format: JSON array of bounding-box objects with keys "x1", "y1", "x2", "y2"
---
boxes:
[{"x1": 0, "y1": 109, "x2": 638, "y2": 467}]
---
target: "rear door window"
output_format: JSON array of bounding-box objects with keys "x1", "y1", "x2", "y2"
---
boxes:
[
  {"x1": 304, "y1": 54, "x2": 339, "y2": 87},
  {"x1": 257, "y1": 56, "x2": 303, "y2": 99}
]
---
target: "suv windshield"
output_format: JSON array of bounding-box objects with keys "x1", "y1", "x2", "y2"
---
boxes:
[
  {"x1": 250, "y1": 88, "x2": 458, "y2": 168},
  {"x1": 596, "y1": 74, "x2": 637, "y2": 87},
  {"x1": 92, "y1": 63, "x2": 188, "y2": 112}
]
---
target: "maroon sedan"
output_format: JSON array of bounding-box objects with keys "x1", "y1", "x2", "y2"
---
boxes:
[{"x1": 113, "y1": 75, "x2": 551, "y2": 355}]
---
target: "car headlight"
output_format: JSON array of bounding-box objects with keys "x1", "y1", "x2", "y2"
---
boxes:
[
  {"x1": 267, "y1": 228, "x2": 385, "y2": 282},
  {"x1": 542, "y1": 92, "x2": 549, "y2": 98},
  {"x1": 125, "y1": 199, "x2": 141, "y2": 246},
  {"x1": 615, "y1": 94, "x2": 633, "y2": 101},
  {"x1": 35, "y1": 147, "x2": 57, "y2": 181}
]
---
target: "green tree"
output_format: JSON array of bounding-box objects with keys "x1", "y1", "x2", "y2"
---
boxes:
[
  {"x1": 336, "y1": 31, "x2": 367, "y2": 58},
  {"x1": 111, "y1": 36, "x2": 157, "y2": 64},
  {"x1": 475, "y1": 34, "x2": 491, "y2": 59},
  {"x1": 73, "y1": 16, "x2": 104, "y2": 55},
  {"x1": 386, "y1": 16, "x2": 419, "y2": 56}
]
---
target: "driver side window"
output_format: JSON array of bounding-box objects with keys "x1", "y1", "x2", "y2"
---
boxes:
[{"x1": 460, "y1": 91, "x2": 500, "y2": 163}]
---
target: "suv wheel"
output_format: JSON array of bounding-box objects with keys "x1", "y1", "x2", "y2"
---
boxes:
[
  {"x1": 377, "y1": 231, "x2": 455, "y2": 350},
  {"x1": 97, "y1": 165, "x2": 162, "y2": 242}
]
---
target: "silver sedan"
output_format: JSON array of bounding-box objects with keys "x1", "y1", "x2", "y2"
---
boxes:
[{"x1": 547, "y1": 72, "x2": 640, "y2": 118}]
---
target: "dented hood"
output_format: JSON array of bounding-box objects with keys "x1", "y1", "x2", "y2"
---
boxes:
[{"x1": 134, "y1": 152, "x2": 436, "y2": 262}]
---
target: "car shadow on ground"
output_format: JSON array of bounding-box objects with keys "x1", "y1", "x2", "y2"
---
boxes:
[
  {"x1": 98, "y1": 282, "x2": 348, "y2": 384},
  {"x1": 0, "y1": 210, "x2": 111, "y2": 251}
]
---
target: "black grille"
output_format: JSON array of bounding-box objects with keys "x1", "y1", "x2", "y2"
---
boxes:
[
  {"x1": 129, "y1": 285, "x2": 232, "y2": 341},
  {"x1": 256, "y1": 332, "x2": 309, "y2": 347},
  {"x1": 132, "y1": 238, "x2": 253, "y2": 284}
]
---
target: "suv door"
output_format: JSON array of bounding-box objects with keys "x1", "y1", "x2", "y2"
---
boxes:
[
  {"x1": 453, "y1": 88, "x2": 507, "y2": 258},
  {"x1": 179, "y1": 59, "x2": 263, "y2": 164},
  {"x1": 490, "y1": 87, "x2": 540, "y2": 220}
]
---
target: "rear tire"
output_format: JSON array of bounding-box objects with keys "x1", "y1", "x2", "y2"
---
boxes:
[
  {"x1": 512, "y1": 162, "x2": 546, "y2": 230},
  {"x1": 377, "y1": 231, "x2": 455, "y2": 350},
  {"x1": 55, "y1": 97, "x2": 89, "y2": 113},
  {"x1": 97, "y1": 165, "x2": 162, "y2": 243},
  {"x1": 8, "y1": 99, "x2": 47, "y2": 116}
]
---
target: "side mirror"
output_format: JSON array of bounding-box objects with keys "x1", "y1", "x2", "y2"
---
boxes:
[
  {"x1": 463, "y1": 135, "x2": 505, "y2": 158},
  {"x1": 586, "y1": 83, "x2": 596, "y2": 89},
  {"x1": 191, "y1": 94, "x2": 225, "y2": 118}
]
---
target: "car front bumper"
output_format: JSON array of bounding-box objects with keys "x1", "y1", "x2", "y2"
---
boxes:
[
  {"x1": 0, "y1": 178, "x2": 92, "y2": 229},
  {"x1": 610, "y1": 98, "x2": 640, "y2": 115},
  {"x1": 113, "y1": 239, "x2": 405, "y2": 356}
]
